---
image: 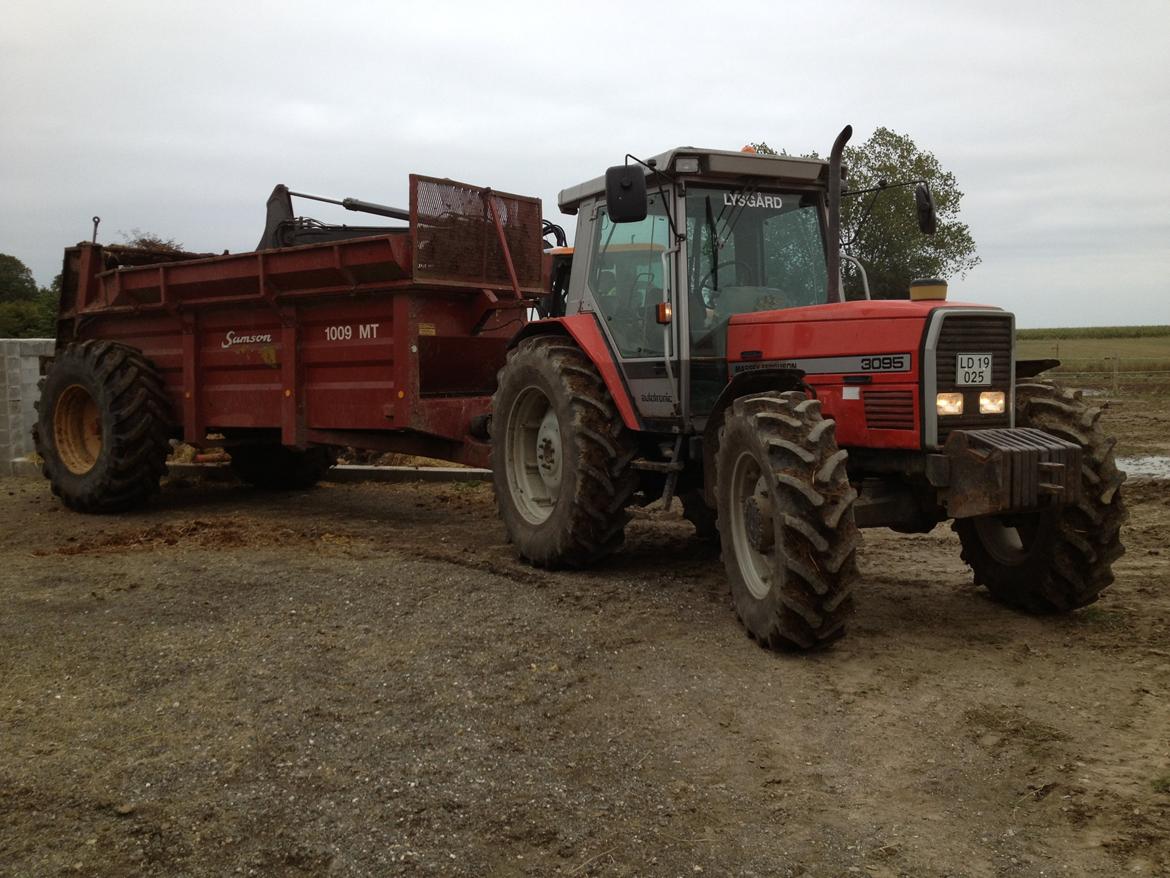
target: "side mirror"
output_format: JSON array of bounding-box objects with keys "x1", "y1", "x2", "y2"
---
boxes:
[
  {"x1": 605, "y1": 165, "x2": 648, "y2": 223},
  {"x1": 915, "y1": 183, "x2": 938, "y2": 235}
]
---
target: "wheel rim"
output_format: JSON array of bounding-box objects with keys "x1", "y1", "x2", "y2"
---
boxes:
[
  {"x1": 506, "y1": 386, "x2": 562, "y2": 524},
  {"x1": 53, "y1": 384, "x2": 102, "y2": 475},
  {"x1": 729, "y1": 449, "x2": 777, "y2": 600},
  {"x1": 973, "y1": 514, "x2": 1043, "y2": 565}
]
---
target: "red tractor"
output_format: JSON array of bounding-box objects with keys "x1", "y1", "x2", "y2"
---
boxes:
[
  {"x1": 490, "y1": 127, "x2": 1125, "y2": 649},
  {"x1": 34, "y1": 127, "x2": 1126, "y2": 650}
]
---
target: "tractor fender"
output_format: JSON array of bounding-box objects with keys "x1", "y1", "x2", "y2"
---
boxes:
[
  {"x1": 1016, "y1": 358, "x2": 1060, "y2": 379},
  {"x1": 508, "y1": 315, "x2": 641, "y2": 431},
  {"x1": 700, "y1": 367, "x2": 807, "y2": 506}
]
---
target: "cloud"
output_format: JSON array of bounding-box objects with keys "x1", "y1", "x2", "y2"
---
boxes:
[{"x1": 2, "y1": 0, "x2": 1167, "y2": 326}]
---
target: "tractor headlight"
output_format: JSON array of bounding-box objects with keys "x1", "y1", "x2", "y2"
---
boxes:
[
  {"x1": 936, "y1": 392, "x2": 964, "y2": 416},
  {"x1": 979, "y1": 391, "x2": 1006, "y2": 414}
]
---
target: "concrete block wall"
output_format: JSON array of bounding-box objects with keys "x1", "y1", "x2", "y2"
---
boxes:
[{"x1": 0, "y1": 339, "x2": 55, "y2": 475}]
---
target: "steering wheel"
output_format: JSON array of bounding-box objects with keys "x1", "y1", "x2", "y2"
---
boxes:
[{"x1": 698, "y1": 260, "x2": 756, "y2": 303}]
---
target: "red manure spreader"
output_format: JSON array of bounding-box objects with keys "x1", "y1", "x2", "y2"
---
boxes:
[{"x1": 36, "y1": 127, "x2": 1126, "y2": 649}]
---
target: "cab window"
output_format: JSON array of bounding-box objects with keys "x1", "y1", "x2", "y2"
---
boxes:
[
  {"x1": 686, "y1": 187, "x2": 827, "y2": 357},
  {"x1": 588, "y1": 195, "x2": 671, "y2": 358}
]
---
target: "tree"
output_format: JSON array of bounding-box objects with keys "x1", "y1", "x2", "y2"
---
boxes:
[
  {"x1": 840, "y1": 127, "x2": 978, "y2": 298},
  {"x1": 36, "y1": 273, "x2": 62, "y2": 333},
  {"x1": 0, "y1": 254, "x2": 58, "y2": 338},
  {"x1": 0, "y1": 301, "x2": 53, "y2": 338},
  {"x1": 750, "y1": 128, "x2": 979, "y2": 298},
  {"x1": 0, "y1": 254, "x2": 39, "y2": 302}
]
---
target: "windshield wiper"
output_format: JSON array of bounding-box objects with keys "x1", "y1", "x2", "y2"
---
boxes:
[{"x1": 716, "y1": 182, "x2": 760, "y2": 250}]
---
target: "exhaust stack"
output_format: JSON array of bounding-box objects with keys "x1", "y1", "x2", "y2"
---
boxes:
[{"x1": 827, "y1": 125, "x2": 852, "y2": 302}]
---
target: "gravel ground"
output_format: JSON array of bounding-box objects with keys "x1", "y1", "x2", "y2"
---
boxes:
[{"x1": 1, "y1": 396, "x2": 1168, "y2": 877}]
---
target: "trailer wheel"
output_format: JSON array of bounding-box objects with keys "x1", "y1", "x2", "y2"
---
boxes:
[
  {"x1": 33, "y1": 341, "x2": 172, "y2": 513},
  {"x1": 954, "y1": 379, "x2": 1126, "y2": 612},
  {"x1": 492, "y1": 336, "x2": 638, "y2": 568},
  {"x1": 716, "y1": 392, "x2": 859, "y2": 650},
  {"x1": 229, "y1": 445, "x2": 337, "y2": 490}
]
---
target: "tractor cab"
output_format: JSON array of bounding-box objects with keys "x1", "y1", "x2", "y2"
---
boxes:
[
  {"x1": 495, "y1": 132, "x2": 1124, "y2": 651},
  {"x1": 557, "y1": 148, "x2": 835, "y2": 426}
]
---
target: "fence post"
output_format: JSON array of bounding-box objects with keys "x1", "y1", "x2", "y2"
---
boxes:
[{"x1": 1112, "y1": 352, "x2": 1120, "y2": 395}]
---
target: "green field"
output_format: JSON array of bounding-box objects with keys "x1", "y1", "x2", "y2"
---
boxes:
[
  {"x1": 1016, "y1": 325, "x2": 1170, "y2": 340},
  {"x1": 1015, "y1": 327, "x2": 1170, "y2": 388},
  {"x1": 1017, "y1": 335, "x2": 1170, "y2": 361}
]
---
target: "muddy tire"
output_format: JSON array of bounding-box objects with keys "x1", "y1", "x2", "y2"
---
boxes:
[
  {"x1": 33, "y1": 340, "x2": 172, "y2": 513},
  {"x1": 681, "y1": 491, "x2": 719, "y2": 543},
  {"x1": 715, "y1": 392, "x2": 860, "y2": 650},
  {"x1": 491, "y1": 336, "x2": 638, "y2": 568},
  {"x1": 229, "y1": 445, "x2": 337, "y2": 490},
  {"x1": 954, "y1": 379, "x2": 1127, "y2": 612}
]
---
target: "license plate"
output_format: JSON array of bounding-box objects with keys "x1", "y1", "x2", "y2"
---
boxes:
[{"x1": 956, "y1": 353, "x2": 992, "y2": 385}]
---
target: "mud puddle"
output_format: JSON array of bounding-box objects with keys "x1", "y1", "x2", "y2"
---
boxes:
[{"x1": 1117, "y1": 455, "x2": 1170, "y2": 479}]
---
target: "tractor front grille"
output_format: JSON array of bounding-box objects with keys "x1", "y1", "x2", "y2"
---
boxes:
[
  {"x1": 864, "y1": 390, "x2": 915, "y2": 430},
  {"x1": 930, "y1": 312, "x2": 1014, "y2": 446}
]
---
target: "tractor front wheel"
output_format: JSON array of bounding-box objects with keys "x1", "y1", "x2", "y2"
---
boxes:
[
  {"x1": 953, "y1": 379, "x2": 1126, "y2": 612},
  {"x1": 716, "y1": 392, "x2": 860, "y2": 650},
  {"x1": 34, "y1": 340, "x2": 172, "y2": 513},
  {"x1": 492, "y1": 336, "x2": 637, "y2": 568}
]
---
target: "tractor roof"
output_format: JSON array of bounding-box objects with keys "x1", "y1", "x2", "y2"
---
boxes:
[{"x1": 557, "y1": 147, "x2": 828, "y2": 215}]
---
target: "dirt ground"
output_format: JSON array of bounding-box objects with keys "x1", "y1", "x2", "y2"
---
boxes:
[
  {"x1": 1098, "y1": 390, "x2": 1170, "y2": 458},
  {"x1": 2, "y1": 395, "x2": 1169, "y2": 877}
]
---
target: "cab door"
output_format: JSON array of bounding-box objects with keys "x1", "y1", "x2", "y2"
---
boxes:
[{"x1": 570, "y1": 192, "x2": 684, "y2": 428}]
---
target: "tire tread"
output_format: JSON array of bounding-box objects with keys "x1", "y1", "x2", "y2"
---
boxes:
[
  {"x1": 491, "y1": 336, "x2": 638, "y2": 569},
  {"x1": 34, "y1": 340, "x2": 172, "y2": 513},
  {"x1": 718, "y1": 392, "x2": 860, "y2": 650}
]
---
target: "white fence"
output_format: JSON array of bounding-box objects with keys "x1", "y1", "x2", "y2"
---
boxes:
[{"x1": 1047, "y1": 357, "x2": 1170, "y2": 392}]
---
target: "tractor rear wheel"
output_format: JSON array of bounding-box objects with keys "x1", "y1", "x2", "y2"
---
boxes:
[
  {"x1": 954, "y1": 379, "x2": 1126, "y2": 612},
  {"x1": 33, "y1": 340, "x2": 172, "y2": 513},
  {"x1": 229, "y1": 444, "x2": 337, "y2": 490},
  {"x1": 492, "y1": 336, "x2": 637, "y2": 568},
  {"x1": 716, "y1": 392, "x2": 860, "y2": 650}
]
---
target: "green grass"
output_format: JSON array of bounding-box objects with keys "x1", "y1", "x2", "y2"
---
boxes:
[{"x1": 1154, "y1": 776, "x2": 1170, "y2": 795}]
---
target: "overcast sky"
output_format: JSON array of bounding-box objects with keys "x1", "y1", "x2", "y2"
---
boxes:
[{"x1": 2, "y1": 0, "x2": 1167, "y2": 327}]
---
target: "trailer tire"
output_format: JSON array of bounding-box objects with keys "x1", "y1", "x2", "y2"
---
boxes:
[
  {"x1": 716, "y1": 392, "x2": 859, "y2": 650},
  {"x1": 229, "y1": 445, "x2": 337, "y2": 490},
  {"x1": 492, "y1": 336, "x2": 638, "y2": 568},
  {"x1": 33, "y1": 340, "x2": 172, "y2": 513},
  {"x1": 953, "y1": 379, "x2": 1126, "y2": 612}
]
